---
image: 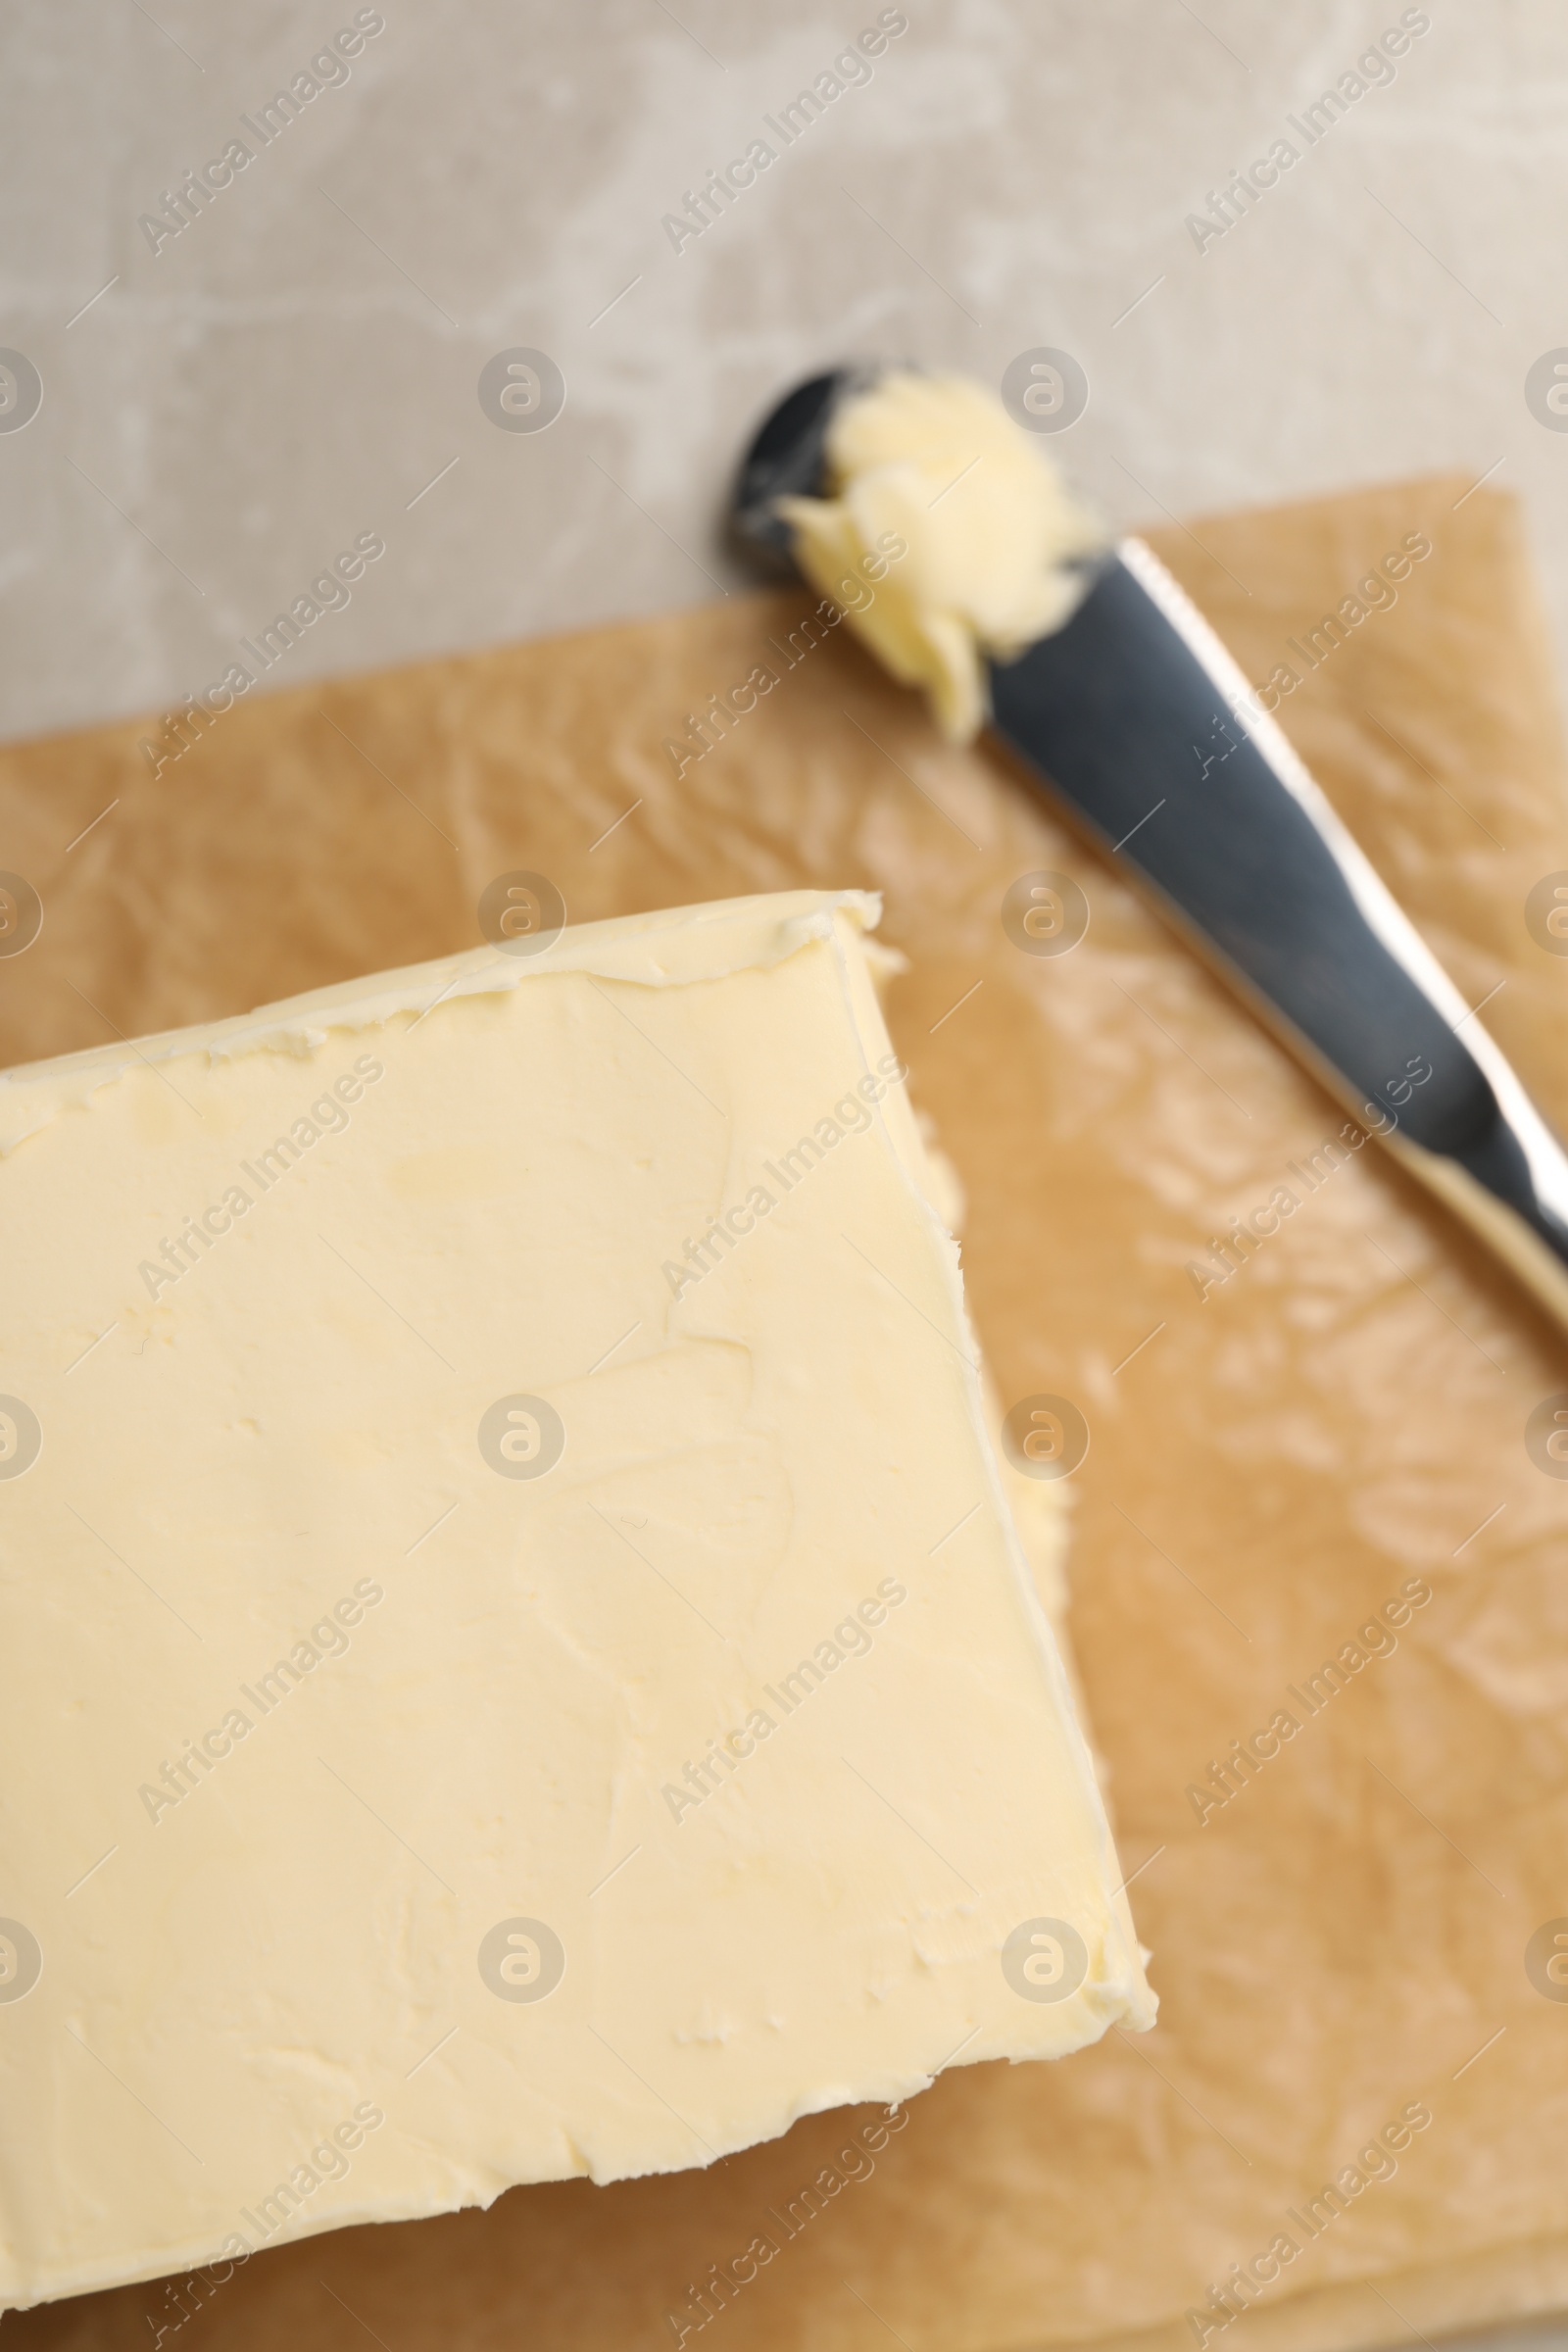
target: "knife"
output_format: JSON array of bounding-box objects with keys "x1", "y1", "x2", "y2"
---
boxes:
[{"x1": 734, "y1": 369, "x2": 1568, "y2": 1340}]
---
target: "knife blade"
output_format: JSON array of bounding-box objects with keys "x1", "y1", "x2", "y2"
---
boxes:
[
  {"x1": 985, "y1": 535, "x2": 1568, "y2": 1334},
  {"x1": 731, "y1": 368, "x2": 1568, "y2": 1338}
]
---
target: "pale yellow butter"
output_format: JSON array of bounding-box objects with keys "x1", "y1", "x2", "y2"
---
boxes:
[
  {"x1": 0, "y1": 889, "x2": 1151, "y2": 2310},
  {"x1": 779, "y1": 369, "x2": 1102, "y2": 742}
]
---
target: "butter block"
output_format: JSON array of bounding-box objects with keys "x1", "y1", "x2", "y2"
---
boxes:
[{"x1": 0, "y1": 889, "x2": 1152, "y2": 2311}]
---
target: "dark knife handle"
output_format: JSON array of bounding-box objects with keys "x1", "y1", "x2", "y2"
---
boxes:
[{"x1": 986, "y1": 540, "x2": 1568, "y2": 1335}]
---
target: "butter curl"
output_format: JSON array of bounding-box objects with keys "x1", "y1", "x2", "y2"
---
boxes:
[{"x1": 777, "y1": 369, "x2": 1103, "y2": 743}]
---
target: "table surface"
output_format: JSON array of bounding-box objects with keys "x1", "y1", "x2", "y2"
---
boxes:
[{"x1": 3, "y1": 0, "x2": 1568, "y2": 747}]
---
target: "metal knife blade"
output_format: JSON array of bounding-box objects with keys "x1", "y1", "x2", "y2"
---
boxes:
[
  {"x1": 987, "y1": 536, "x2": 1568, "y2": 1332},
  {"x1": 731, "y1": 368, "x2": 1568, "y2": 1336}
]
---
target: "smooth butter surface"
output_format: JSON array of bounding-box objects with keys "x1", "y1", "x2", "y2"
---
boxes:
[{"x1": 0, "y1": 889, "x2": 1152, "y2": 2310}]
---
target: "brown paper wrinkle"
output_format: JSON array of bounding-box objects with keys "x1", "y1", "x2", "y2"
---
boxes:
[{"x1": 6, "y1": 474, "x2": 1568, "y2": 2352}]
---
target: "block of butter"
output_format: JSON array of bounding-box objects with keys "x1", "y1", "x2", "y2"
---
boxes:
[{"x1": 0, "y1": 889, "x2": 1152, "y2": 2311}]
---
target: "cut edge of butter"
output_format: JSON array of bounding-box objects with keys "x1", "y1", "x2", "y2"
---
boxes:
[{"x1": 0, "y1": 888, "x2": 882, "y2": 1159}]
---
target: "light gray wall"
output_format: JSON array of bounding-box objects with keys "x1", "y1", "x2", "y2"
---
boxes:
[{"x1": 3, "y1": 0, "x2": 1564, "y2": 744}]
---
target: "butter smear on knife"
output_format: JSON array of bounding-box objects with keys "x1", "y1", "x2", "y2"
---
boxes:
[{"x1": 777, "y1": 369, "x2": 1102, "y2": 742}]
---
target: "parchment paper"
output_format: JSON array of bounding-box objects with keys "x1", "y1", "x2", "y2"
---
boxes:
[{"x1": 7, "y1": 473, "x2": 1568, "y2": 2352}]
